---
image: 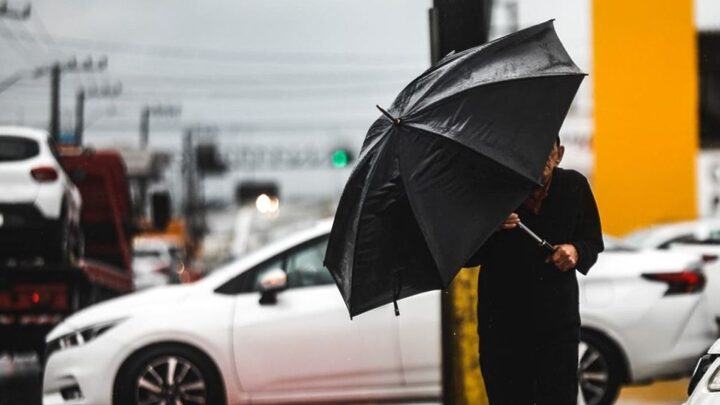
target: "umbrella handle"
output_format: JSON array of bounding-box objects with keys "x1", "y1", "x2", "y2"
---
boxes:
[
  {"x1": 517, "y1": 221, "x2": 556, "y2": 253},
  {"x1": 392, "y1": 270, "x2": 402, "y2": 316},
  {"x1": 376, "y1": 105, "x2": 401, "y2": 125}
]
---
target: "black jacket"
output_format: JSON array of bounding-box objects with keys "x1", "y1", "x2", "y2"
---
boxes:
[{"x1": 466, "y1": 167, "x2": 604, "y2": 346}]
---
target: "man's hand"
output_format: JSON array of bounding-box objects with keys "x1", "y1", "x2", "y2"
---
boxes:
[
  {"x1": 547, "y1": 244, "x2": 578, "y2": 271},
  {"x1": 499, "y1": 213, "x2": 520, "y2": 230}
]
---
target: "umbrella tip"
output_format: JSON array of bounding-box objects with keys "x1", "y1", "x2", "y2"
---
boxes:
[{"x1": 376, "y1": 104, "x2": 401, "y2": 126}]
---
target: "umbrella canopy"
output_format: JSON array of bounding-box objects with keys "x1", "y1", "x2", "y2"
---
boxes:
[{"x1": 324, "y1": 20, "x2": 585, "y2": 317}]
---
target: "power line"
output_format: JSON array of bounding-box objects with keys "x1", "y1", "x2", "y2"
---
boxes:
[
  {"x1": 9, "y1": 75, "x2": 409, "y2": 89},
  {"x1": 3, "y1": 88, "x2": 399, "y2": 103},
  {"x1": 0, "y1": 119, "x2": 373, "y2": 132},
  {"x1": 0, "y1": 29, "x2": 425, "y2": 67},
  {"x1": 0, "y1": 20, "x2": 37, "y2": 65}
]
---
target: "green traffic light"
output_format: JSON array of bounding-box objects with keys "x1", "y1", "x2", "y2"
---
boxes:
[{"x1": 331, "y1": 149, "x2": 349, "y2": 168}]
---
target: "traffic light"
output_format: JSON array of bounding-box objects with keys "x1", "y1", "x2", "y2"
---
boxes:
[{"x1": 330, "y1": 148, "x2": 353, "y2": 168}]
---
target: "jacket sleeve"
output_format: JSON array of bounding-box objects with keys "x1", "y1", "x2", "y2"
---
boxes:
[{"x1": 570, "y1": 176, "x2": 604, "y2": 275}]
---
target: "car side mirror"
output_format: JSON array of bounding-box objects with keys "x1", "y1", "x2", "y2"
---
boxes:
[{"x1": 258, "y1": 268, "x2": 287, "y2": 305}]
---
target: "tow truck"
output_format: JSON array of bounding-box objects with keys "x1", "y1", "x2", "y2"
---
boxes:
[{"x1": 0, "y1": 146, "x2": 135, "y2": 358}]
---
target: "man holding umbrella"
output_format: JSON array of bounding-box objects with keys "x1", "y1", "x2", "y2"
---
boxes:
[
  {"x1": 324, "y1": 20, "x2": 601, "y2": 404},
  {"x1": 466, "y1": 136, "x2": 604, "y2": 405}
]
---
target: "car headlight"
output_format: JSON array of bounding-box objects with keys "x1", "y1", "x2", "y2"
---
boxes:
[{"x1": 46, "y1": 319, "x2": 125, "y2": 359}]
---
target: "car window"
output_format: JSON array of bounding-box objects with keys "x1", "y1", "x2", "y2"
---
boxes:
[
  {"x1": 286, "y1": 238, "x2": 334, "y2": 289},
  {"x1": 252, "y1": 258, "x2": 285, "y2": 292},
  {"x1": 215, "y1": 257, "x2": 284, "y2": 295},
  {"x1": 705, "y1": 230, "x2": 720, "y2": 243},
  {"x1": 658, "y1": 234, "x2": 696, "y2": 249},
  {"x1": 0, "y1": 136, "x2": 39, "y2": 162},
  {"x1": 663, "y1": 231, "x2": 720, "y2": 247},
  {"x1": 134, "y1": 250, "x2": 162, "y2": 258},
  {"x1": 214, "y1": 236, "x2": 332, "y2": 295}
]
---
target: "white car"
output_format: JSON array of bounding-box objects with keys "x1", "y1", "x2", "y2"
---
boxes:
[
  {"x1": 0, "y1": 126, "x2": 82, "y2": 265},
  {"x1": 685, "y1": 338, "x2": 720, "y2": 404},
  {"x1": 578, "y1": 236, "x2": 716, "y2": 405},
  {"x1": 42, "y1": 221, "x2": 716, "y2": 405},
  {"x1": 623, "y1": 218, "x2": 720, "y2": 318},
  {"x1": 132, "y1": 238, "x2": 182, "y2": 290}
]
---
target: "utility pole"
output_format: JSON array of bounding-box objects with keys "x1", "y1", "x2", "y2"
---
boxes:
[
  {"x1": 136, "y1": 104, "x2": 181, "y2": 218},
  {"x1": 430, "y1": 2, "x2": 494, "y2": 404},
  {"x1": 182, "y1": 126, "x2": 215, "y2": 253},
  {"x1": 75, "y1": 82, "x2": 122, "y2": 145},
  {"x1": 35, "y1": 56, "x2": 108, "y2": 142},
  {"x1": 0, "y1": 2, "x2": 31, "y2": 20},
  {"x1": 50, "y1": 64, "x2": 61, "y2": 141},
  {"x1": 429, "y1": 0, "x2": 493, "y2": 63},
  {"x1": 139, "y1": 104, "x2": 181, "y2": 149}
]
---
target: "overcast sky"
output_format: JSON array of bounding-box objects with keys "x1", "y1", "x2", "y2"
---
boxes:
[
  {"x1": 1, "y1": 0, "x2": 716, "y2": 146},
  {"x1": 1, "y1": 0, "x2": 718, "y2": 200},
  {"x1": 0, "y1": 0, "x2": 433, "y2": 145}
]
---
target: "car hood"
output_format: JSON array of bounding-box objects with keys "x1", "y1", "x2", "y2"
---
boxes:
[{"x1": 47, "y1": 284, "x2": 194, "y2": 341}]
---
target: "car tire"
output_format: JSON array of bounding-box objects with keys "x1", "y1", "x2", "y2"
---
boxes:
[
  {"x1": 579, "y1": 330, "x2": 625, "y2": 405},
  {"x1": 113, "y1": 344, "x2": 225, "y2": 405}
]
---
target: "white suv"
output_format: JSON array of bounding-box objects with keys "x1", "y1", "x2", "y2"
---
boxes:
[{"x1": 0, "y1": 126, "x2": 82, "y2": 265}]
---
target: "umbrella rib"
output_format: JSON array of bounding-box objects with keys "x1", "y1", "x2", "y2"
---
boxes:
[
  {"x1": 347, "y1": 129, "x2": 397, "y2": 314},
  {"x1": 389, "y1": 20, "x2": 563, "y2": 117},
  {"x1": 406, "y1": 72, "x2": 586, "y2": 120},
  {"x1": 395, "y1": 163, "x2": 448, "y2": 285},
  {"x1": 400, "y1": 121, "x2": 541, "y2": 186}
]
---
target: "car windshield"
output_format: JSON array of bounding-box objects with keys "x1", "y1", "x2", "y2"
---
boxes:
[
  {"x1": 0, "y1": 136, "x2": 39, "y2": 162},
  {"x1": 134, "y1": 250, "x2": 162, "y2": 258}
]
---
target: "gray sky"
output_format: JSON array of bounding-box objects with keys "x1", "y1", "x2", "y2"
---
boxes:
[
  {"x1": 0, "y1": 0, "x2": 432, "y2": 143},
  {"x1": 1, "y1": 0, "x2": 717, "y2": 200}
]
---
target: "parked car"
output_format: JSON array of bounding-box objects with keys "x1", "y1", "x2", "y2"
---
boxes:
[
  {"x1": 622, "y1": 219, "x2": 720, "y2": 318},
  {"x1": 0, "y1": 126, "x2": 82, "y2": 265},
  {"x1": 685, "y1": 338, "x2": 720, "y2": 404},
  {"x1": 578, "y1": 236, "x2": 715, "y2": 405},
  {"x1": 132, "y1": 237, "x2": 182, "y2": 290},
  {"x1": 42, "y1": 221, "x2": 716, "y2": 405}
]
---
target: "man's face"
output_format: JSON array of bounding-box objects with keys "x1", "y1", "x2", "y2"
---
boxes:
[{"x1": 542, "y1": 142, "x2": 564, "y2": 184}]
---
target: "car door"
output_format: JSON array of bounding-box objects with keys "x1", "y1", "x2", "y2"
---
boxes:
[
  {"x1": 396, "y1": 290, "x2": 441, "y2": 387},
  {"x1": 229, "y1": 236, "x2": 403, "y2": 396}
]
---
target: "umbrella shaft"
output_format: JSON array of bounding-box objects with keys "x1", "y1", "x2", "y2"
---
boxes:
[{"x1": 517, "y1": 221, "x2": 555, "y2": 253}]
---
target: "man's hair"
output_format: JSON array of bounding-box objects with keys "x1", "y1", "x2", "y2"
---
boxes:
[{"x1": 555, "y1": 135, "x2": 561, "y2": 146}]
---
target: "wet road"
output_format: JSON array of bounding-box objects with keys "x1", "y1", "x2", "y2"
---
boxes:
[
  {"x1": 0, "y1": 354, "x2": 41, "y2": 405},
  {"x1": 616, "y1": 379, "x2": 689, "y2": 405},
  {"x1": 0, "y1": 353, "x2": 691, "y2": 405}
]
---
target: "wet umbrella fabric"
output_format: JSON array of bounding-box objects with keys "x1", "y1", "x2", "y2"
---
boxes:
[{"x1": 324, "y1": 20, "x2": 585, "y2": 318}]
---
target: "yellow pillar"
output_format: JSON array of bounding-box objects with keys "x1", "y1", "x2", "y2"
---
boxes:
[
  {"x1": 448, "y1": 267, "x2": 488, "y2": 405},
  {"x1": 593, "y1": 0, "x2": 698, "y2": 235}
]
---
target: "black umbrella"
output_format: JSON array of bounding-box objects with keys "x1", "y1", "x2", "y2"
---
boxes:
[{"x1": 324, "y1": 20, "x2": 585, "y2": 318}]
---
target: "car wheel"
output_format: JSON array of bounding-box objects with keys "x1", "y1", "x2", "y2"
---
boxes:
[
  {"x1": 113, "y1": 344, "x2": 225, "y2": 405},
  {"x1": 579, "y1": 331, "x2": 624, "y2": 405}
]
